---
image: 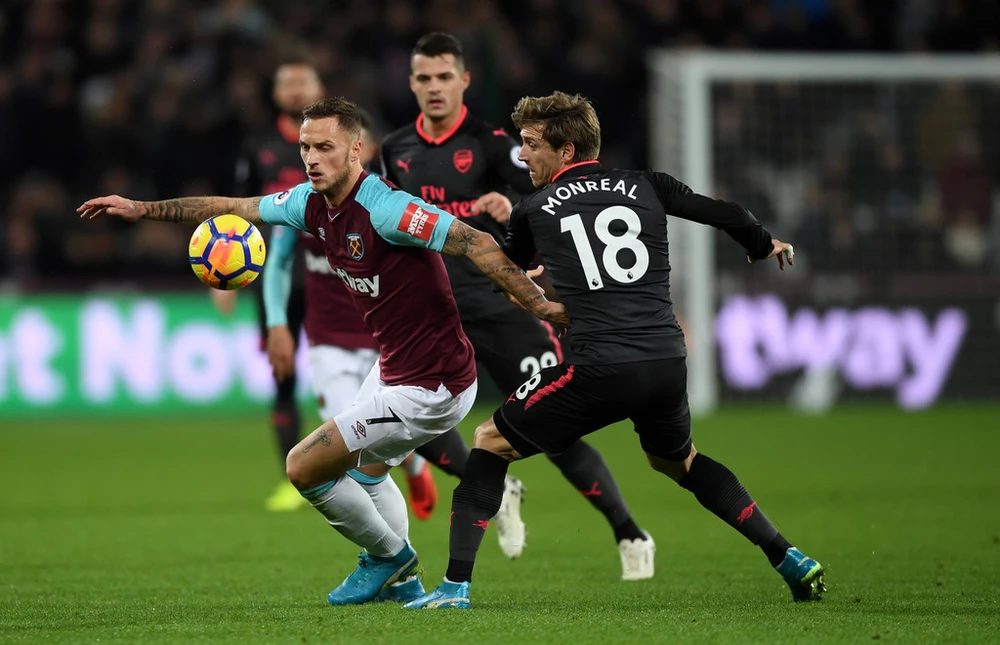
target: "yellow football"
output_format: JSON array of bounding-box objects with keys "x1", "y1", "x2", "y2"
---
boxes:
[{"x1": 188, "y1": 214, "x2": 267, "y2": 290}]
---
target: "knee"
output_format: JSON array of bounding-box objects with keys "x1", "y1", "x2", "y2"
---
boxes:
[
  {"x1": 283, "y1": 421, "x2": 353, "y2": 491},
  {"x1": 473, "y1": 420, "x2": 519, "y2": 462},
  {"x1": 646, "y1": 444, "x2": 697, "y2": 483},
  {"x1": 285, "y1": 451, "x2": 310, "y2": 490},
  {"x1": 472, "y1": 421, "x2": 503, "y2": 451}
]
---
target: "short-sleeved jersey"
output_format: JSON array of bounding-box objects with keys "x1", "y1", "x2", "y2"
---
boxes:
[
  {"x1": 380, "y1": 106, "x2": 535, "y2": 321},
  {"x1": 504, "y1": 161, "x2": 774, "y2": 365},
  {"x1": 266, "y1": 226, "x2": 378, "y2": 350},
  {"x1": 299, "y1": 231, "x2": 377, "y2": 349},
  {"x1": 260, "y1": 173, "x2": 476, "y2": 393}
]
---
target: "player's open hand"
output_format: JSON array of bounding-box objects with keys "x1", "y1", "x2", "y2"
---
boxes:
[
  {"x1": 267, "y1": 325, "x2": 296, "y2": 381},
  {"x1": 77, "y1": 195, "x2": 144, "y2": 222},
  {"x1": 472, "y1": 192, "x2": 513, "y2": 223},
  {"x1": 749, "y1": 239, "x2": 795, "y2": 271}
]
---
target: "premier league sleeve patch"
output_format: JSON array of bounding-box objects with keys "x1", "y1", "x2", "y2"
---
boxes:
[
  {"x1": 346, "y1": 233, "x2": 365, "y2": 261},
  {"x1": 397, "y1": 202, "x2": 440, "y2": 243}
]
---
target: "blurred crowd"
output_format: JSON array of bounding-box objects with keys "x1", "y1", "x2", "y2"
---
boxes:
[
  {"x1": 2, "y1": 0, "x2": 1000, "y2": 287},
  {"x1": 712, "y1": 80, "x2": 1000, "y2": 275}
]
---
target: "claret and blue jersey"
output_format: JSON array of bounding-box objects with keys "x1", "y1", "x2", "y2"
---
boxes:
[
  {"x1": 259, "y1": 171, "x2": 477, "y2": 394},
  {"x1": 260, "y1": 173, "x2": 455, "y2": 252}
]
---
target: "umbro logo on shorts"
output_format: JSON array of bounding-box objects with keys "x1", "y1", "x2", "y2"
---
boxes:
[
  {"x1": 352, "y1": 421, "x2": 366, "y2": 439},
  {"x1": 366, "y1": 408, "x2": 403, "y2": 425}
]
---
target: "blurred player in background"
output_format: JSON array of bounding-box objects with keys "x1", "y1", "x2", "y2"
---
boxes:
[
  {"x1": 381, "y1": 32, "x2": 654, "y2": 576},
  {"x1": 263, "y1": 109, "x2": 440, "y2": 520},
  {"x1": 212, "y1": 58, "x2": 319, "y2": 512},
  {"x1": 408, "y1": 91, "x2": 824, "y2": 609},
  {"x1": 78, "y1": 97, "x2": 567, "y2": 606}
]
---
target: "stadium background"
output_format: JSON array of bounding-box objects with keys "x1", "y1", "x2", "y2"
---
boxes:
[{"x1": 2, "y1": 1, "x2": 998, "y2": 643}]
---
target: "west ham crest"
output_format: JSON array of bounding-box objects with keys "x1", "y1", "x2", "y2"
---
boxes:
[
  {"x1": 346, "y1": 233, "x2": 364, "y2": 261},
  {"x1": 453, "y1": 149, "x2": 473, "y2": 173}
]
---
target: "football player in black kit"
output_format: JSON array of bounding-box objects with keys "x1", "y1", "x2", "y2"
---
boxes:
[
  {"x1": 406, "y1": 91, "x2": 825, "y2": 609},
  {"x1": 381, "y1": 33, "x2": 655, "y2": 578}
]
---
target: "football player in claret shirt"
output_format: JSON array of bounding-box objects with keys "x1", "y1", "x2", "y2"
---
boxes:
[
  {"x1": 223, "y1": 61, "x2": 439, "y2": 516},
  {"x1": 407, "y1": 91, "x2": 825, "y2": 610},
  {"x1": 261, "y1": 108, "x2": 443, "y2": 522},
  {"x1": 77, "y1": 97, "x2": 567, "y2": 606},
  {"x1": 381, "y1": 32, "x2": 655, "y2": 577}
]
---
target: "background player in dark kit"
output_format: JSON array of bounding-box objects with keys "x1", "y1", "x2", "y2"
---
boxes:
[
  {"x1": 213, "y1": 58, "x2": 319, "y2": 512},
  {"x1": 407, "y1": 91, "x2": 825, "y2": 610},
  {"x1": 381, "y1": 33, "x2": 653, "y2": 575}
]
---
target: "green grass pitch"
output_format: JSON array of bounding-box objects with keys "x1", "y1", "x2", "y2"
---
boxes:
[{"x1": 2, "y1": 405, "x2": 998, "y2": 644}]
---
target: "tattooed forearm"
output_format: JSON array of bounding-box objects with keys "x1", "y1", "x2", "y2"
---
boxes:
[
  {"x1": 139, "y1": 197, "x2": 262, "y2": 225},
  {"x1": 301, "y1": 429, "x2": 332, "y2": 454},
  {"x1": 239, "y1": 197, "x2": 263, "y2": 221},
  {"x1": 444, "y1": 221, "x2": 548, "y2": 314},
  {"x1": 442, "y1": 221, "x2": 478, "y2": 256}
]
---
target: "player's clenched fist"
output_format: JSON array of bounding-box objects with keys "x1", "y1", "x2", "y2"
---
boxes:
[
  {"x1": 471, "y1": 192, "x2": 513, "y2": 223},
  {"x1": 538, "y1": 301, "x2": 569, "y2": 331}
]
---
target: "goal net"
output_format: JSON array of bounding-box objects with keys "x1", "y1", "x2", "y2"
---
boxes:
[{"x1": 650, "y1": 53, "x2": 1000, "y2": 414}]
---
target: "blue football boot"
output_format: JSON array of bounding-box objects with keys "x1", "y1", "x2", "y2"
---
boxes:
[
  {"x1": 326, "y1": 544, "x2": 419, "y2": 605},
  {"x1": 402, "y1": 580, "x2": 471, "y2": 609},
  {"x1": 376, "y1": 574, "x2": 426, "y2": 603},
  {"x1": 775, "y1": 547, "x2": 826, "y2": 602}
]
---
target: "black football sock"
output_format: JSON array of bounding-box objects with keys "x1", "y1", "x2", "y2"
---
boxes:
[
  {"x1": 273, "y1": 375, "x2": 301, "y2": 465},
  {"x1": 416, "y1": 428, "x2": 470, "y2": 479},
  {"x1": 679, "y1": 453, "x2": 791, "y2": 567},
  {"x1": 548, "y1": 441, "x2": 645, "y2": 543},
  {"x1": 445, "y1": 449, "x2": 510, "y2": 583}
]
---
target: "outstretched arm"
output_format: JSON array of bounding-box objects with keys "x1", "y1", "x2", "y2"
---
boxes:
[
  {"x1": 642, "y1": 170, "x2": 795, "y2": 268},
  {"x1": 77, "y1": 195, "x2": 264, "y2": 225},
  {"x1": 442, "y1": 219, "x2": 567, "y2": 328}
]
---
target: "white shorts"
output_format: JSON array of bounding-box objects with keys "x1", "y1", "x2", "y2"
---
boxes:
[
  {"x1": 333, "y1": 363, "x2": 478, "y2": 467},
  {"x1": 308, "y1": 345, "x2": 380, "y2": 421}
]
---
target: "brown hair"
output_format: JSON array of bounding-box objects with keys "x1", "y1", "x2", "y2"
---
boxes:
[
  {"x1": 511, "y1": 91, "x2": 601, "y2": 161},
  {"x1": 301, "y1": 97, "x2": 363, "y2": 138}
]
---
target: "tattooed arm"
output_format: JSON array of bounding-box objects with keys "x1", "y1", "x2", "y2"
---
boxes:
[
  {"x1": 442, "y1": 220, "x2": 568, "y2": 328},
  {"x1": 77, "y1": 195, "x2": 264, "y2": 225}
]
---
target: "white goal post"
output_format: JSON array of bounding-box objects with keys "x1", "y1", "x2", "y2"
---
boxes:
[{"x1": 649, "y1": 52, "x2": 1000, "y2": 415}]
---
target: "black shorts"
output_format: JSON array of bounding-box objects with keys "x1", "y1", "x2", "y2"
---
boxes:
[
  {"x1": 253, "y1": 284, "x2": 306, "y2": 354},
  {"x1": 493, "y1": 357, "x2": 692, "y2": 462},
  {"x1": 463, "y1": 306, "x2": 564, "y2": 394}
]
